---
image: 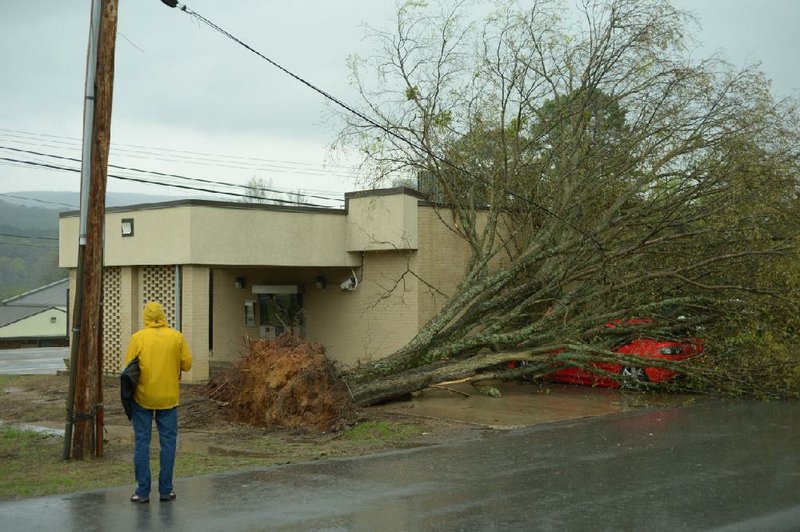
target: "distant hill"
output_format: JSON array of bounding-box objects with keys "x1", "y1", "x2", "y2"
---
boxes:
[
  {"x1": 0, "y1": 190, "x2": 204, "y2": 299},
  {"x1": 0, "y1": 190, "x2": 197, "y2": 210},
  {"x1": 0, "y1": 199, "x2": 63, "y2": 300},
  {"x1": 0, "y1": 188, "x2": 216, "y2": 299}
]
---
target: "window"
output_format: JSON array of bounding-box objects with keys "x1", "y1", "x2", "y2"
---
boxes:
[
  {"x1": 121, "y1": 218, "x2": 134, "y2": 237},
  {"x1": 257, "y1": 293, "x2": 303, "y2": 336}
]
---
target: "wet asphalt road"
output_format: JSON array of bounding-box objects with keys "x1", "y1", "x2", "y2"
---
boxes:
[
  {"x1": 1, "y1": 399, "x2": 798, "y2": 531},
  {"x1": 0, "y1": 347, "x2": 68, "y2": 374}
]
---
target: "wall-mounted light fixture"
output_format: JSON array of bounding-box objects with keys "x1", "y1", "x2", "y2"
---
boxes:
[
  {"x1": 121, "y1": 218, "x2": 134, "y2": 237},
  {"x1": 314, "y1": 275, "x2": 326, "y2": 290},
  {"x1": 234, "y1": 276, "x2": 246, "y2": 289}
]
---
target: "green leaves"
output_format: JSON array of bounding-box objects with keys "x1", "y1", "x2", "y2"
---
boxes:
[
  {"x1": 404, "y1": 85, "x2": 421, "y2": 102},
  {"x1": 339, "y1": 0, "x2": 800, "y2": 402}
]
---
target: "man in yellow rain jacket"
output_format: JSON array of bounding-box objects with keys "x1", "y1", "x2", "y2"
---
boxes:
[{"x1": 124, "y1": 301, "x2": 192, "y2": 504}]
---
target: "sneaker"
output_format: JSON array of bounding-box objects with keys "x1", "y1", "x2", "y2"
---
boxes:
[
  {"x1": 130, "y1": 494, "x2": 149, "y2": 504},
  {"x1": 159, "y1": 491, "x2": 176, "y2": 502}
]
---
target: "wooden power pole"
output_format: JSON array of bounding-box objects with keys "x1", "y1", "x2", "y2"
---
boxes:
[{"x1": 70, "y1": 0, "x2": 119, "y2": 460}]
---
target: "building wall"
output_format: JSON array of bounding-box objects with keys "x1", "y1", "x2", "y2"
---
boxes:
[
  {"x1": 59, "y1": 204, "x2": 358, "y2": 269},
  {"x1": 346, "y1": 193, "x2": 419, "y2": 252},
  {"x1": 304, "y1": 250, "x2": 420, "y2": 367},
  {"x1": 181, "y1": 265, "x2": 210, "y2": 382},
  {"x1": 59, "y1": 209, "x2": 193, "y2": 268},
  {"x1": 210, "y1": 268, "x2": 284, "y2": 362},
  {"x1": 207, "y1": 263, "x2": 418, "y2": 367},
  {"x1": 118, "y1": 266, "x2": 139, "y2": 367},
  {"x1": 58, "y1": 190, "x2": 476, "y2": 380},
  {"x1": 95, "y1": 264, "x2": 209, "y2": 381},
  {"x1": 416, "y1": 206, "x2": 473, "y2": 328},
  {"x1": 98, "y1": 266, "x2": 140, "y2": 374},
  {"x1": 188, "y1": 207, "x2": 354, "y2": 267},
  {"x1": 0, "y1": 308, "x2": 67, "y2": 338},
  {"x1": 102, "y1": 267, "x2": 124, "y2": 373}
]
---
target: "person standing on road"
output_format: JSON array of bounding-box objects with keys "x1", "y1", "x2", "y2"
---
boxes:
[{"x1": 124, "y1": 301, "x2": 192, "y2": 504}]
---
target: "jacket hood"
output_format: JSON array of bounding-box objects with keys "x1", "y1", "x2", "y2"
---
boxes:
[{"x1": 143, "y1": 301, "x2": 168, "y2": 328}]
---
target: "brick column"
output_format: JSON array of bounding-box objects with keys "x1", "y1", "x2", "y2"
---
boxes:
[
  {"x1": 180, "y1": 265, "x2": 210, "y2": 382},
  {"x1": 118, "y1": 266, "x2": 138, "y2": 367}
]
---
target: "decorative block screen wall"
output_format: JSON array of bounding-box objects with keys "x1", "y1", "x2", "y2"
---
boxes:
[
  {"x1": 141, "y1": 265, "x2": 177, "y2": 328},
  {"x1": 102, "y1": 267, "x2": 122, "y2": 374}
]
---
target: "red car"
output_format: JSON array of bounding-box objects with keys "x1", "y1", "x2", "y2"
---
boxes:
[{"x1": 540, "y1": 319, "x2": 704, "y2": 388}]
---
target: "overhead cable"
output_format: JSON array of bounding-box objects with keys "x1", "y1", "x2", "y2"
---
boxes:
[
  {"x1": 0, "y1": 192, "x2": 77, "y2": 209},
  {"x1": 0, "y1": 146, "x2": 343, "y2": 205},
  {"x1": 0, "y1": 232, "x2": 59, "y2": 241},
  {"x1": 0, "y1": 127, "x2": 362, "y2": 181},
  {"x1": 160, "y1": 1, "x2": 588, "y2": 242},
  {"x1": 0, "y1": 155, "x2": 331, "y2": 208},
  {"x1": 0, "y1": 241, "x2": 59, "y2": 249}
]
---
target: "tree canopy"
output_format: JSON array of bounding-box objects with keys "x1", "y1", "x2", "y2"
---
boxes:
[{"x1": 337, "y1": 0, "x2": 800, "y2": 403}]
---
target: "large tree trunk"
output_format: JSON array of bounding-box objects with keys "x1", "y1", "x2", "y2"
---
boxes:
[{"x1": 347, "y1": 351, "x2": 551, "y2": 406}]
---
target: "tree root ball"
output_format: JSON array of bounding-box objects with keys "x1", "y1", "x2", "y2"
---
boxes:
[{"x1": 208, "y1": 334, "x2": 357, "y2": 432}]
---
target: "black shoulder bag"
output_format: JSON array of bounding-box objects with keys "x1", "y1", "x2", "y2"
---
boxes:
[{"x1": 120, "y1": 357, "x2": 140, "y2": 420}]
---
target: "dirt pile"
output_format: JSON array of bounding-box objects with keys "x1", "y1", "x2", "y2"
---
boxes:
[{"x1": 208, "y1": 335, "x2": 357, "y2": 432}]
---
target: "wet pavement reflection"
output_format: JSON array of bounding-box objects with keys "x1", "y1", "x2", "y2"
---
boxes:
[
  {"x1": 1, "y1": 399, "x2": 799, "y2": 531},
  {"x1": 0, "y1": 347, "x2": 68, "y2": 375}
]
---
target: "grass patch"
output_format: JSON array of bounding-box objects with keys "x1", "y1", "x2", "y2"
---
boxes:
[
  {"x1": 0, "y1": 376, "x2": 456, "y2": 501},
  {"x1": 0, "y1": 426, "x2": 306, "y2": 501},
  {"x1": 0, "y1": 425, "x2": 124, "y2": 500},
  {"x1": 341, "y1": 421, "x2": 419, "y2": 443},
  {"x1": 0, "y1": 374, "x2": 63, "y2": 390}
]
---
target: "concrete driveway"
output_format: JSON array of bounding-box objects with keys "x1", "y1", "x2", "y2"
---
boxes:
[
  {"x1": 0, "y1": 347, "x2": 68, "y2": 375},
  {"x1": 377, "y1": 380, "x2": 700, "y2": 429}
]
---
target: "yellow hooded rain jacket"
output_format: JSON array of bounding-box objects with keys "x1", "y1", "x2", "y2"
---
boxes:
[{"x1": 124, "y1": 301, "x2": 192, "y2": 410}]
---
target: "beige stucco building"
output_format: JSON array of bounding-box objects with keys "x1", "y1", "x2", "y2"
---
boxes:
[{"x1": 58, "y1": 188, "x2": 472, "y2": 382}]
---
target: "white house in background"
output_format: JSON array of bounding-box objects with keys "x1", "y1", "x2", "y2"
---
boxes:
[{"x1": 0, "y1": 278, "x2": 69, "y2": 347}]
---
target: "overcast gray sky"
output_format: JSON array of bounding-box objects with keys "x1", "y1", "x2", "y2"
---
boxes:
[{"x1": 0, "y1": 0, "x2": 797, "y2": 206}]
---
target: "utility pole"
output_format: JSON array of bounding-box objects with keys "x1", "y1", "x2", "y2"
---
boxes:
[{"x1": 65, "y1": 0, "x2": 118, "y2": 460}]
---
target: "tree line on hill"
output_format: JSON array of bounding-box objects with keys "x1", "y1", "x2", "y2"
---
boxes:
[{"x1": 0, "y1": 199, "x2": 65, "y2": 301}]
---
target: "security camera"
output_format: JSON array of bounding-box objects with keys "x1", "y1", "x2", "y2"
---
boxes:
[{"x1": 340, "y1": 277, "x2": 356, "y2": 290}]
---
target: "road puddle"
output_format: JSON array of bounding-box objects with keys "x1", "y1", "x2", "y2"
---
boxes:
[{"x1": 0, "y1": 420, "x2": 64, "y2": 437}]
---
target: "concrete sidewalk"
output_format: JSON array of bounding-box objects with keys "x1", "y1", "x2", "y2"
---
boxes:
[{"x1": 377, "y1": 380, "x2": 698, "y2": 429}]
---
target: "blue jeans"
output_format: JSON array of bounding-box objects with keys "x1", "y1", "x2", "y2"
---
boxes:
[{"x1": 132, "y1": 401, "x2": 178, "y2": 498}]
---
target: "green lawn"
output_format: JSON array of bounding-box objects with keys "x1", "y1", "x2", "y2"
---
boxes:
[{"x1": 0, "y1": 420, "x2": 425, "y2": 500}]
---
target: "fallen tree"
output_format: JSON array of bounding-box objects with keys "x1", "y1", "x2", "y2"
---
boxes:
[{"x1": 336, "y1": 0, "x2": 800, "y2": 404}]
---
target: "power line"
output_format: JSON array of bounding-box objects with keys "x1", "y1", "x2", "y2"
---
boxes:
[
  {"x1": 0, "y1": 128, "x2": 361, "y2": 174},
  {"x1": 0, "y1": 155, "x2": 335, "y2": 208},
  {"x1": 0, "y1": 138, "x2": 352, "y2": 199},
  {"x1": 0, "y1": 240, "x2": 58, "y2": 249},
  {"x1": 165, "y1": 3, "x2": 408, "y2": 156},
  {"x1": 0, "y1": 192, "x2": 77, "y2": 209},
  {"x1": 0, "y1": 146, "x2": 345, "y2": 205},
  {"x1": 0, "y1": 232, "x2": 59, "y2": 241},
  {"x1": 0, "y1": 127, "x2": 363, "y2": 182},
  {"x1": 162, "y1": 1, "x2": 588, "y2": 243},
  {"x1": 0, "y1": 144, "x2": 345, "y2": 203},
  {"x1": 0, "y1": 134, "x2": 358, "y2": 183}
]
